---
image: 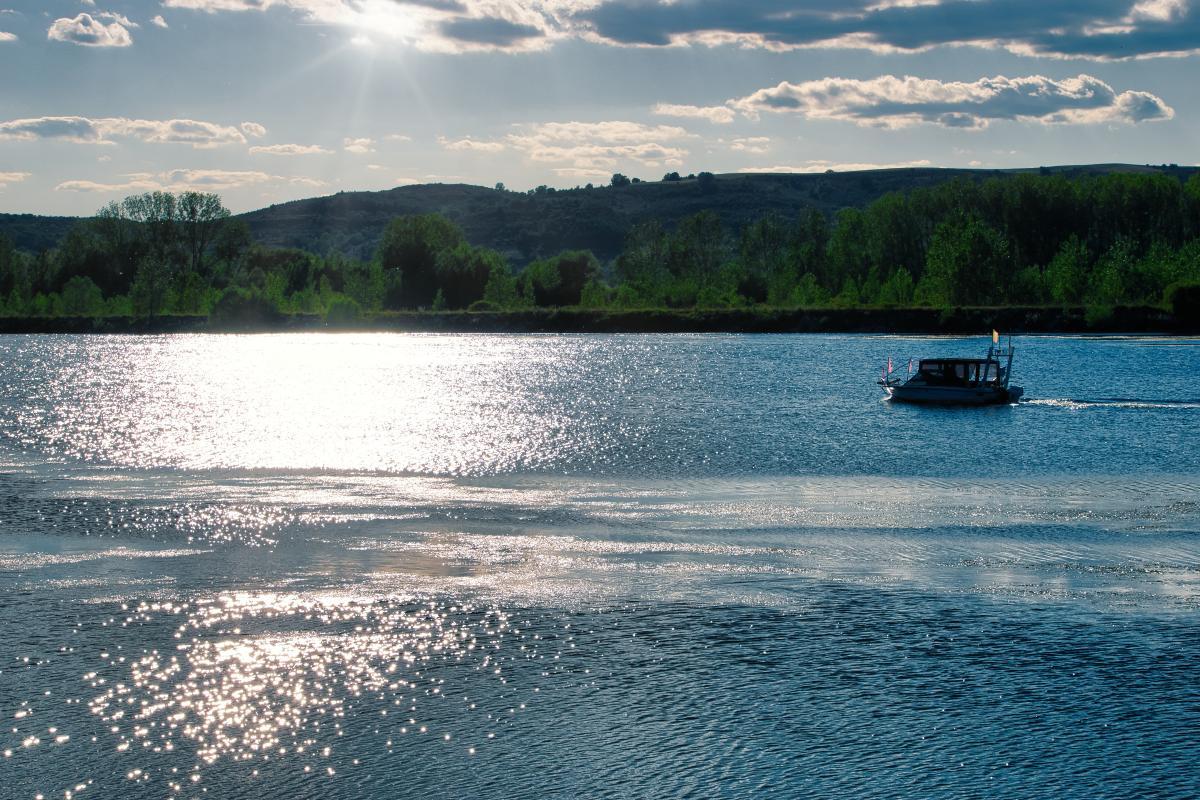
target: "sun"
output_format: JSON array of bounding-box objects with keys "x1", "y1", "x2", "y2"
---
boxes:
[{"x1": 344, "y1": 0, "x2": 427, "y2": 45}]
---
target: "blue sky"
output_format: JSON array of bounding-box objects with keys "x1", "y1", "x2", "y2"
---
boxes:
[{"x1": 0, "y1": 0, "x2": 1197, "y2": 215}]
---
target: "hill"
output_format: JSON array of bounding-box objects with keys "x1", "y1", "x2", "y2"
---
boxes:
[
  {"x1": 0, "y1": 213, "x2": 80, "y2": 255},
  {"x1": 3, "y1": 164, "x2": 1196, "y2": 266}
]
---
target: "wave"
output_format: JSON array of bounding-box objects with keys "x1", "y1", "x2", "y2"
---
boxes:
[{"x1": 1025, "y1": 397, "x2": 1200, "y2": 410}]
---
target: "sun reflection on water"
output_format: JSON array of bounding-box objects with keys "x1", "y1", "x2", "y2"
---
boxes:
[
  {"x1": 83, "y1": 591, "x2": 578, "y2": 792},
  {"x1": 14, "y1": 334, "x2": 627, "y2": 475}
]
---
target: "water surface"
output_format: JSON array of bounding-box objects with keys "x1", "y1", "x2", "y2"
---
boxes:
[{"x1": 1, "y1": 333, "x2": 1198, "y2": 799}]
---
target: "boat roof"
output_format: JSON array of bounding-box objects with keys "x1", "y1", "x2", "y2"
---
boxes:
[{"x1": 919, "y1": 358, "x2": 998, "y2": 366}]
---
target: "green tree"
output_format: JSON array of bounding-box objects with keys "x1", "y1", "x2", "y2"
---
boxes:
[
  {"x1": 130, "y1": 258, "x2": 172, "y2": 317},
  {"x1": 523, "y1": 250, "x2": 600, "y2": 306},
  {"x1": 1045, "y1": 235, "x2": 1091, "y2": 305},
  {"x1": 921, "y1": 214, "x2": 1010, "y2": 306},
  {"x1": 668, "y1": 211, "x2": 725, "y2": 282},
  {"x1": 482, "y1": 261, "x2": 522, "y2": 308},
  {"x1": 876, "y1": 268, "x2": 915, "y2": 307},
  {"x1": 60, "y1": 276, "x2": 104, "y2": 316},
  {"x1": 177, "y1": 192, "x2": 231, "y2": 276},
  {"x1": 434, "y1": 244, "x2": 507, "y2": 308},
  {"x1": 376, "y1": 214, "x2": 465, "y2": 307}
]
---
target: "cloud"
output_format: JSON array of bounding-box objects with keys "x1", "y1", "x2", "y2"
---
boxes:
[
  {"x1": 729, "y1": 74, "x2": 1174, "y2": 129},
  {"x1": 727, "y1": 136, "x2": 771, "y2": 154},
  {"x1": 47, "y1": 12, "x2": 132, "y2": 47},
  {"x1": 0, "y1": 171, "x2": 30, "y2": 188},
  {"x1": 56, "y1": 168, "x2": 326, "y2": 193},
  {"x1": 575, "y1": 0, "x2": 1200, "y2": 60},
  {"x1": 343, "y1": 137, "x2": 374, "y2": 153},
  {"x1": 738, "y1": 159, "x2": 934, "y2": 173},
  {"x1": 653, "y1": 103, "x2": 736, "y2": 125},
  {"x1": 438, "y1": 136, "x2": 506, "y2": 153},
  {"x1": 162, "y1": 0, "x2": 553, "y2": 53},
  {"x1": 151, "y1": 15, "x2": 169, "y2": 28},
  {"x1": 0, "y1": 116, "x2": 258, "y2": 147},
  {"x1": 0, "y1": 31, "x2": 16, "y2": 42},
  {"x1": 249, "y1": 143, "x2": 332, "y2": 155},
  {"x1": 439, "y1": 15, "x2": 543, "y2": 46},
  {"x1": 240, "y1": 122, "x2": 267, "y2": 138},
  {"x1": 148, "y1": 0, "x2": 1200, "y2": 59},
  {"x1": 505, "y1": 120, "x2": 692, "y2": 172}
]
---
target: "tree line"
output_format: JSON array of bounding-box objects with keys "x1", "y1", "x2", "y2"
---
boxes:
[{"x1": 2, "y1": 171, "x2": 1198, "y2": 321}]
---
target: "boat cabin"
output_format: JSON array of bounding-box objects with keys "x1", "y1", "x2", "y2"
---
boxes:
[{"x1": 916, "y1": 358, "x2": 1002, "y2": 387}]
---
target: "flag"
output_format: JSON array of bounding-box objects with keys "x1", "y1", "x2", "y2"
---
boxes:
[{"x1": 992, "y1": 329, "x2": 1000, "y2": 344}]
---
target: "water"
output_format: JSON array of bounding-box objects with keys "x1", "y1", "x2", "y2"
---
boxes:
[{"x1": 0, "y1": 333, "x2": 1197, "y2": 799}]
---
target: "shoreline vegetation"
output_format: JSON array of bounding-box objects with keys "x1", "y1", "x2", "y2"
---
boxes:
[
  {"x1": 0, "y1": 305, "x2": 1191, "y2": 335},
  {"x1": 1, "y1": 169, "x2": 1198, "y2": 335}
]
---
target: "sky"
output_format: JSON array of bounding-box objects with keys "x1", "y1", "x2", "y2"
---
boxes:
[{"x1": 0, "y1": 0, "x2": 1197, "y2": 216}]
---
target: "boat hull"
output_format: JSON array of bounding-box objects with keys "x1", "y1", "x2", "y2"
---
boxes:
[{"x1": 886, "y1": 384, "x2": 1022, "y2": 406}]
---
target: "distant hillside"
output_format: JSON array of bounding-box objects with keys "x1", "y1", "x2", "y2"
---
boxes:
[
  {"x1": 4, "y1": 164, "x2": 1196, "y2": 266},
  {"x1": 0, "y1": 213, "x2": 79, "y2": 255}
]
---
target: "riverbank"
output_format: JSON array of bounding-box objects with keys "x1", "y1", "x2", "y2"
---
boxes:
[{"x1": 0, "y1": 305, "x2": 1193, "y2": 334}]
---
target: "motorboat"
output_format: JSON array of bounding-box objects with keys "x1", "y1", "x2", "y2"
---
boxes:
[{"x1": 879, "y1": 332, "x2": 1023, "y2": 406}]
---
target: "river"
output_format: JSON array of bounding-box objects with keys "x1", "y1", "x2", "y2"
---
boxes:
[{"x1": 1, "y1": 333, "x2": 1198, "y2": 799}]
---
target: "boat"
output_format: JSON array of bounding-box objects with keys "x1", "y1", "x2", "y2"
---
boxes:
[{"x1": 879, "y1": 332, "x2": 1023, "y2": 406}]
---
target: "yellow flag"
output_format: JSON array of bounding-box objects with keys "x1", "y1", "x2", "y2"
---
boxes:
[{"x1": 992, "y1": 329, "x2": 1000, "y2": 344}]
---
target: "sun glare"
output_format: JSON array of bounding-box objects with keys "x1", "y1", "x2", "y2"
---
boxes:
[{"x1": 347, "y1": 2, "x2": 426, "y2": 44}]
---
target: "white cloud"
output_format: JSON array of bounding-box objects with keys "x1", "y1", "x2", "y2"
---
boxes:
[
  {"x1": 343, "y1": 137, "x2": 374, "y2": 154},
  {"x1": 383, "y1": 133, "x2": 412, "y2": 142},
  {"x1": 153, "y1": 0, "x2": 1200, "y2": 60},
  {"x1": 730, "y1": 74, "x2": 1174, "y2": 129},
  {"x1": 47, "y1": 13, "x2": 132, "y2": 47},
  {"x1": 96, "y1": 11, "x2": 138, "y2": 28},
  {"x1": 240, "y1": 122, "x2": 267, "y2": 138},
  {"x1": 162, "y1": 0, "x2": 554, "y2": 54},
  {"x1": 727, "y1": 136, "x2": 771, "y2": 155},
  {"x1": 249, "y1": 143, "x2": 332, "y2": 155},
  {"x1": 151, "y1": 15, "x2": 169, "y2": 28},
  {"x1": 737, "y1": 159, "x2": 934, "y2": 174},
  {"x1": 0, "y1": 31, "x2": 16, "y2": 42},
  {"x1": 505, "y1": 120, "x2": 692, "y2": 172},
  {"x1": 55, "y1": 168, "x2": 326, "y2": 193},
  {"x1": 653, "y1": 103, "x2": 736, "y2": 125},
  {"x1": 438, "y1": 136, "x2": 506, "y2": 153},
  {"x1": 0, "y1": 171, "x2": 30, "y2": 188},
  {"x1": 0, "y1": 116, "x2": 258, "y2": 147}
]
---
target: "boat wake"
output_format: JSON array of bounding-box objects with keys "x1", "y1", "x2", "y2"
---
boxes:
[{"x1": 1025, "y1": 397, "x2": 1200, "y2": 411}]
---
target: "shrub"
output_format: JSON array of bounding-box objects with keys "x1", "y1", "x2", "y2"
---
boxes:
[
  {"x1": 208, "y1": 287, "x2": 282, "y2": 328},
  {"x1": 325, "y1": 296, "x2": 362, "y2": 325},
  {"x1": 1165, "y1": 281, "x2": 1200, "y2": 322},
  {"x1": 61, "y1": 276, "x2": 105, "y2": 316}
]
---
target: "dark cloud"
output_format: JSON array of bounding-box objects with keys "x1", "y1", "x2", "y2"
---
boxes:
[
  {"x1": 388, "y1": 0, "x2": 468, "y2": 12},
  {"x1": 575, "y1": 0, "x2": 1200, "y2": 59},
  {"x1": 440, "y1": 15, "x2": 544, "y2": 46}
]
